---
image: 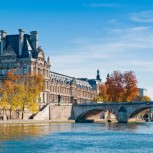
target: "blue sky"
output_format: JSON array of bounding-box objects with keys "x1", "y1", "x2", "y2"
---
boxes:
[{"x1": 0, "y1": 0, "x2": 153, "y2": 99}]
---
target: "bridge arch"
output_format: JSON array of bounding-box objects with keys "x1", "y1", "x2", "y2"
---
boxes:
[
  {"x1": 129, "y1": 106, "x2": 152, "y2": 119},
  {"x1": 75, "y1": 108, "x2": 117, "y2": 123}
]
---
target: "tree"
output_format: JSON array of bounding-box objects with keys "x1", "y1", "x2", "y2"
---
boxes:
[
  {"x1": 0, "y1": 71, "x2": 44, "y2": 120},
  {"x1": 105, "y1": 71, "x2": 125, "y2": 102},
  {"x1": 18, "y1": 73, "x2": 44, "y2": 119},
  {"x1": 123, "y1": 71, "x2": 139, "y2": 102},
  {"x1": 0, "y1": 71, "x2": 20, "y2": 120},
  {"x1": 134, "y1": 95, "x2": 151, "y2": 102},
  {"x1": 93, "y1": 95, "x2": 103, "y2": 102},
  {"x1": 97, "y1": 71, "x2": 139, "y2": 102}
]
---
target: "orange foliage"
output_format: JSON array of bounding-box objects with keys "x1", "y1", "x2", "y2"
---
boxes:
[
  {"x1": 105, "y1": 71, "x2": 125, "y2": 102},
  {"x1": 99, "y1": 83, "x2": 108, "y2": 101},
  {"x1": 123, "y1": 71, "x2": 139, "y2": 102},
  {"x1": 5, "y1": 70, "x2": 20, "y2": 82},
  {"x1": 0, "y1": 71, "x2": 44, "y2": 120},
  {"x1": 134, "y1": 95, "x2": 151, "y2": 102},
  {"x1": 99, "y1": 71, "x2": 139, "y2": 102}
]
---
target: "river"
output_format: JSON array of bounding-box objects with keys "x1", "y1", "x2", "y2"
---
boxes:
[{"x1": 0, "y1": 122, "x2": 153, "y2": 153}]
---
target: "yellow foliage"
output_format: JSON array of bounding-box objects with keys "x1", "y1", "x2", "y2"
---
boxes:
[{"x1": 0, "y1": 72, "x2": 44, "y2": 119}]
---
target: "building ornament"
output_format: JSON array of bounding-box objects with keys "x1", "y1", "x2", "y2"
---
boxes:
[{"x1": 0, "y1": 44, "x2": 16, "y2": 62}]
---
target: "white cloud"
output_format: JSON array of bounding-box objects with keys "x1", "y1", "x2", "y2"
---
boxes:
[
  {"x1": 130, "y1": 10, "x2": 153, "y2": 23},
  {"x1": 50, "y1": 26, "x2": 153, "y2": 73},
  {"x1": 49, "y1": 26, "x2": 153, "y2": 99}
]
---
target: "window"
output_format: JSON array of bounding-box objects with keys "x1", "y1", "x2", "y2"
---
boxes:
[
  {"x1": 46, "y1": 81, "x2": 49, "y2": 89},
  {"x1": 43, "y1": 93, "x2": 45, "y2": 102},
  {"x1": 7, "y1": 69, "x2": 10, "y2": 72},
  {"x1": 23, "y1": 67, "x2": 27, "y2": 74},
  {"x1": 1, "y1": 69, "x2": 5, "y2": 75}
]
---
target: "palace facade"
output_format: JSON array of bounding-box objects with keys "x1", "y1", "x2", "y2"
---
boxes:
[{"x1": 0, "y1": 29, "x2": 101, "y2": 104}]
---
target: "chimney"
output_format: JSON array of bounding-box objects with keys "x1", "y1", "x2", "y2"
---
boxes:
[
  {"x1": 0, "y1": 30, "x2": 7, "y2": 54},
  {"x1": 30, "y1": 31, "x2": 38, "y2": 51},
  {"x1": 18, "y1": 29, "x2": 25, "y2": 56}
]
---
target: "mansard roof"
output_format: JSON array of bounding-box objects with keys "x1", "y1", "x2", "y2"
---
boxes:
[
  {"x1": 78, "y1": 78, "x2": 97, "y2": 89},
  {"x1": 0, "y1": 29, "x2": 40, "y2": 59},
  {"x1": 3, "y1": 34, "x2": 37, "y2": 59}
]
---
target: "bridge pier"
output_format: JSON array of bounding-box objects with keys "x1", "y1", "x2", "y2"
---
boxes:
[
  {"x1": 117, "y1": 106, "x2": 128, "y2": 123},
  {"x1": 118, "y1": 117, "x2": 128, "y2": 123}
]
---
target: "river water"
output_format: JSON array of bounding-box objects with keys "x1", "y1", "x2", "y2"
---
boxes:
[{"x1": 0, "y1": 122, "x2": 153, "y2": 153}]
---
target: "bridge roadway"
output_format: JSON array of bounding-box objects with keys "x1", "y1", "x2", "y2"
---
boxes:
[{"x1": 72, "y1": 101, "x2": 153, "y2": 123}]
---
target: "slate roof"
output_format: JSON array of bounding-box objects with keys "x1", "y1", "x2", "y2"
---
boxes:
[
  {"x1": 1, "y1": 34, "x2": 38, "y2": 59},
  {"x1": 78, "y1": 78, "x2": 98, "y2": 90}
]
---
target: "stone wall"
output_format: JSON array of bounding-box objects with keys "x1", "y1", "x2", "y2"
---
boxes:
[{"x1": 49, "y1": 104, "x2": 73, "y2": 121}]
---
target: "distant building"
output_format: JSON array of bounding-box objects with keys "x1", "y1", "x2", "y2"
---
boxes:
[
  {"x1": 139, "y1": 88, "x2": 147, "y2": 96},
  {"x1": 78, "y1": 70, "x2": 102, "y2": 94},
  {"x1": 0, "y1": 29, "x2": 100, "y2": 104}
]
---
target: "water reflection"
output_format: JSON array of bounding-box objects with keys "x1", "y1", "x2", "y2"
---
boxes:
[
  {"x1": 0, "y1": 122, "x2": 153, "y2": 142},
  {"x1": 0, "y1": 123, "x2": 153, "y2": 153},
  {"x1": 0, "y1": 123, "x2": 73, "y2": 141}
]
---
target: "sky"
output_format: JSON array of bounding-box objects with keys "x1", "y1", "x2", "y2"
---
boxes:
[{"x1": 0, "y1": 0, "x2": 153, "y2": 99}]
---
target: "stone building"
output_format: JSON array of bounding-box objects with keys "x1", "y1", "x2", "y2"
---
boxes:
[
  {"x1": 0, "y1": 29, "x2": 100, "y2": 104},
  {"x1": 0, "y1": 29, "x2": 51, "y2": 104},
  {"x1": 139, "y1": 88, "x2": 147, "y2": 97},
  {"x1": 50, "y1": 72, "x2": 96, "y2": 104}
]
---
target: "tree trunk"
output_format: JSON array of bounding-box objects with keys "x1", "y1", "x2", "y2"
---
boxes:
[
  {"x1": 3, "y1": 109, "x2": 7, "y2": 120},
  {"x1": 21, "y1": 106, "x2": 25, "y2": 120},
  {"x1": 9, "y1": 109, "x2": 12, "y2": 120}
]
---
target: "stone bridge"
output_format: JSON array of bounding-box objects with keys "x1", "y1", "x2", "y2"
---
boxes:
[{"x1": 72, "y1": 102, "x2": 153, "y2": 123}]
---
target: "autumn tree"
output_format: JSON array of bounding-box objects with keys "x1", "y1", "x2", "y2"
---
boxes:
[
  {"x1": 18, "y1": 73, "x2": 44, "y2": 119},
  {"x1": 0, "y1": 71, "x2": 44, "y2": 120},
  {"x1": 97, "y1": 71, "x2": 139, "y2": 102},
  {"x1": 93, "y1": 83, "x2": 108, "y2": 102},
  {"x1": 0, "y1": 71, "x2": 20, "y2": 120},
  {"x1": 105, "y1": 71, "x2": 125, "y2": 102},
  {"x1": 122, "y1": 71, "x2": 139, "y2": 102},
  {"x1": 134, "y1": 95, "x2": 151, "y2": 102}
]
